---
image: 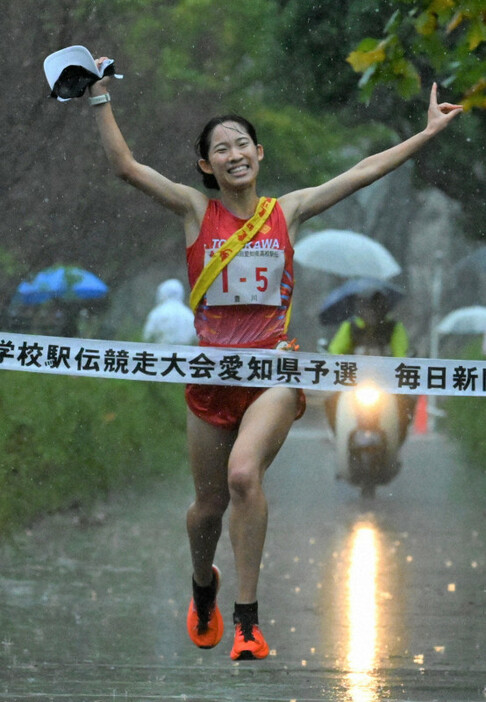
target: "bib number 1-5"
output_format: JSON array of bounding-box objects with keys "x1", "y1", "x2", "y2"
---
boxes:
[{"x1": 205, "y1": 249, "x2": 285, "y2": 306}]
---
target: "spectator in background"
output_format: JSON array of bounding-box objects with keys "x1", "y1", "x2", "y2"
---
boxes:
[{"x1": 142, "y1": 278, "x2": 197, "y2": 345}]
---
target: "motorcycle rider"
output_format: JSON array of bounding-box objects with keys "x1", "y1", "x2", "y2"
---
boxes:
[
  {"x1": 325, "y1": 290, "x2": 415, "y2": 443},
  {"x1": 328, "y1": 290, "x2": 408, "y2": 357}
]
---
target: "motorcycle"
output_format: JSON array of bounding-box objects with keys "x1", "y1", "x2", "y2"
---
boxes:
[{"x1": 332, "y1": 381, "x2": 401, "y2": 498}]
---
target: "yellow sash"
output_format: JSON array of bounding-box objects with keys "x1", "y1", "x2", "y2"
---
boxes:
[{"x1": 189, "y1": 197, "x2": 277, "y2": 312}]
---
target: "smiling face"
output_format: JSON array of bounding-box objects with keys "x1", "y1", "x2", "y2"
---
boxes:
[{"x1": 198, "y1": 121, "x2": 264, "y2": 192}]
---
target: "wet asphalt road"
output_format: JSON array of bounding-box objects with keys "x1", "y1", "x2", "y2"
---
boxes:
[{"x1": 1, "y1": 397, "x2": 486, "y2": 701}]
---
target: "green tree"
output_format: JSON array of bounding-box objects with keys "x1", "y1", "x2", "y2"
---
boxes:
[
  {"x1": 75, "y1": 0, "x2": 394, "y2": 196},
  {"x1": 347, "y1": 0, "x2": 486, "y2": 109},
  {"x1": 77, "y1": 0, "x2": 278, "y2": 104},
  {"x1": 266, "y1": 0, "x2": 398, "y2": 110},
  {"x1": 345, "y1": 0, "x2": 486, "y2": 238}
]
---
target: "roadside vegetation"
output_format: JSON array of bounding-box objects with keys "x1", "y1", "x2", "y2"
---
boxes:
[
  {"x1": 444, "y1": 394, "x2": 486, "y2": 471},
  {"x1": 442, "y1": 340, "x2": 486, "y2": 472},
  {"x1": 0, "y1": 371, "x2": 187, "y2": 534}
]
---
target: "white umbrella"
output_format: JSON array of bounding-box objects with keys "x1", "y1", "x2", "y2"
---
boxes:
[
  {"x1": 436, "y1": 306, "x2": 486, "y2": 335},
  {"x1": 455, "y1": 246, "x2": 486, "y2": 276},
  {"x1": 294, "y1": 229, "x2": 401, "y2": 280}
]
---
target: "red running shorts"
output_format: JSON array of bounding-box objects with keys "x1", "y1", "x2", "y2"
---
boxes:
[{"x1": 185, "y1": 383, "x2": 306, "y2": 430}]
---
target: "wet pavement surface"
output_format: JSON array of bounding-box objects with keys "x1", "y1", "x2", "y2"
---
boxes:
[{"x1": 1, "y1": 397, "x2": 486, "y2": 701}]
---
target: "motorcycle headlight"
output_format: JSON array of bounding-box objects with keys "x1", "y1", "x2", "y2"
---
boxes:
[{"x1": 355, "y1": 384, "x2": 381, "y2": 408}]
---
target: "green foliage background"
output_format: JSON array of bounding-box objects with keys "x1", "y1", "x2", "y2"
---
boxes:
[
  {"x1": 345, "y1": 0, "x2": 486, "y2": 234},
  {"x1": 75, "y1": 0, "x2": 486, "y2": 239},
  {"x1": 3, "y1": 0, "x2": 485, "y2": 295},
  {"x1": 443, "y1": 340, "x2": 486, "y2": 472}
]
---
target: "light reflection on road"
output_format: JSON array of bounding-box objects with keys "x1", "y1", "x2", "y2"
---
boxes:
[{"x1": 346, "y1": 521, "x2": 379, "y2": 702}]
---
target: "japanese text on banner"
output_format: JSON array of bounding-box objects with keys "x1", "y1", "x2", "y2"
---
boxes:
[{"x1": 1, "y1": 332, "x2": 486, "y2": 396}]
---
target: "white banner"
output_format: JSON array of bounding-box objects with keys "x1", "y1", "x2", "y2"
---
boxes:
[{"x1": 0, "y1": 331, "x2": 485, "y2": 396}]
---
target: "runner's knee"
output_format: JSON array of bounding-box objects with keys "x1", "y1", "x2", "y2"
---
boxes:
[
  {"x1": 191, "y1": 491, "x2": 229, "y2": 519},
  {"x1": 227, "y1": 459, "x2": 261, "y2": 501}
]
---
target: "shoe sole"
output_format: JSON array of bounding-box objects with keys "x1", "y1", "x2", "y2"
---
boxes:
[
  {"x1": 231, "y1": 649, "x2": 269, "y2": 660},
  {"x1": 235, "y1": 650, "x2": 257, "y2": 660},
  {"x1": 230, "y1": 624, "x2": 269, "y2": 660}
]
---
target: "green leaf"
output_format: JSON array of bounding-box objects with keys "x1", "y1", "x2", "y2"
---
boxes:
[
  {"x1": 347, "y1": 42, "x2": 387, "y2": 73},
  {"x1": 467, "y1": 18, "x2": 486, "y2": 50}
]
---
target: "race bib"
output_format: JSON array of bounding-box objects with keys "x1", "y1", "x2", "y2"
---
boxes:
[{"x1": 204, "y1": 248, "x2": 285, "y2": 306}]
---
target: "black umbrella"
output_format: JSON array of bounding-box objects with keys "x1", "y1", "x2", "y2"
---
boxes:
[{"x1": 319, "y1": 277, "x2": 404, "y2": 325}]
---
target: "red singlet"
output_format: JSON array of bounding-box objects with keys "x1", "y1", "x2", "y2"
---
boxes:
[
  {"x1": 186, "y1": 199, "x2": 294, "y2": 347},
  {"x1": 185, "y1": 198, "x2": 305, "y2": 429}
]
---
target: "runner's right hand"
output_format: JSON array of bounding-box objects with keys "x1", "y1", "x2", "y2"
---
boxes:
[{"x1": 88, "y1": 57, "x2": 111, "y2": 96}]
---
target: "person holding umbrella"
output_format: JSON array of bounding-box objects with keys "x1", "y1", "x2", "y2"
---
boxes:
[{"x1": 70, "y1": 57, "x2": 462, "y2": 660}]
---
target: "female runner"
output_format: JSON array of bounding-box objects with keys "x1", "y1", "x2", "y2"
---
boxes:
[{"x1": 87, "y1": 67, "x2": 461, "y2": 660}]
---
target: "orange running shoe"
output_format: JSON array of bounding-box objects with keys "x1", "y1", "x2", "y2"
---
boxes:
[
  {"x1": 186, "y1": 565, "x2": 224, "y2": 649},
  {"x1": 230, "y1": 622, "x2": 270, "y2": 660}
]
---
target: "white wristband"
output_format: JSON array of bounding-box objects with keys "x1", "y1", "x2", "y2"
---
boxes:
[{"x1": 89, "y1": 93, "x2": 111, "y2": 106}]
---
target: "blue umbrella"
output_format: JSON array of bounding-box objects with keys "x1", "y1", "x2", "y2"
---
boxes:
[
  {"x1": 319, "y1": 277, "x2": 404, "y2": 325},
  {"x1": 13, "y1": 266, "x2": 109, "y2": 305}
]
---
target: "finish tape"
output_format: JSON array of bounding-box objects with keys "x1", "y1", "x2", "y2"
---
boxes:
[{"x1": 0, "y1": 331, "x2": 484, "y2": 397}]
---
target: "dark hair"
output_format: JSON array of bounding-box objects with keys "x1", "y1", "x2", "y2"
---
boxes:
[{"x1": 194, "y1": 114, "x2": 258, "y2": 190}]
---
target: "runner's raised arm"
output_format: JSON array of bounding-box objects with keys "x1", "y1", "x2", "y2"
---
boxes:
[
  {"x1": 279, "y1": 83, "x2": 462, "y2": 238},
  {"x1": 88, "y1": 61, "x2": 207, "y2": 239}
]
